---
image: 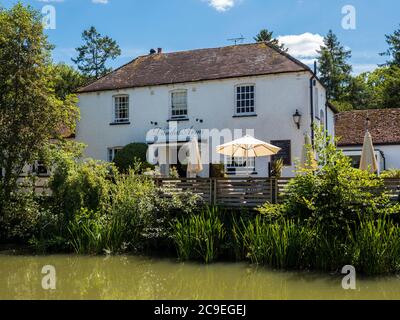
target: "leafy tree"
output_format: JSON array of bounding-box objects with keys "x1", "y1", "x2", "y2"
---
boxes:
[
  {"x1": 72, "y1": 26, "x2": 121, "y2": 79},
  {"x1": 374, "y1": 66, "x2": 400, "y2": 109},
  {"x1": 380, "y1": 25, "x2": 400, "y2": 67},
  {"x1": 317, "y1": 30, "x2": 352, "y2": 103},
  {"x1": 347, "y1": 66, "x2": 400, "y2": 110},
  {"x1": 0, "y1": 4, "x2": 79, "y2": 208},
  {"x1": 254, "y1": 29, "x2": 286, "y2": 51},
  {"x1": 51, "y1": 63, "x2": 86, "y2": 99}
]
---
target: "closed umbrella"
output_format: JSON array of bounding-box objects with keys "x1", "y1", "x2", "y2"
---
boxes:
[
  {"x1": 216, "y1": 135, "x2": 281, "y2": 176},
  {"x1": 360, "y1": 130, "x2": 378, "y2": 173},
  {"x1": 187, "y1": 138, "x2": 203, "y2": 178}
]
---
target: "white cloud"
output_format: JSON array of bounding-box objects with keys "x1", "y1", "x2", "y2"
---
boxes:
[
  {"x1": 205, "y1": 0, "x2": 237, "y2": 12},
  {"x1": 278, "y1": 32, "x2": 324, "y2": 64},
  {"x1": 92, "y1": 0, "x2": 109, "y2": 4}
]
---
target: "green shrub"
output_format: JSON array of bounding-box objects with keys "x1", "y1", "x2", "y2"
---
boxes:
[
  {"x1": 113, "y1": 143, "x2": 154, "y2": 173},
  {"x1": 381, "y1": 169, "x2": 400, "y2": 179},
  {"x1": 171, "y1": 206, "x2": 226, "y2": 263},
  {"x1": 29, "y1": 207, "x2": 69, "y2": 253},
  {"x1": 49, "y1": 156, "x2": 114, "y2": 221},
  {"x1": 63, "y1": 168, "x2": 203, "y2": 255},
  {"x1": 0, "y1": 191, "x2": 42, "y2": 243},
  {"x1": 108, "y1": 171, "x2": 159, "y2": 250},
  {"x1": 263, "y1": 127, "x2": 398, "y2": 236}
]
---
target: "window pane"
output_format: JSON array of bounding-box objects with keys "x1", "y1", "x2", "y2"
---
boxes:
[
  {"x1": 171, "y1": 91, "x2": 188, "y2": 117},
  {"x1": 236, "y1": 85, "x2": 255, "y2": 114},
  {"x1": 114, "y1": 96, "x2": 129, "y2": 123}
]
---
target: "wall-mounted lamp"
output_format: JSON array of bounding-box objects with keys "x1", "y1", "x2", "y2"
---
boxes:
[
  {"x1": 293, "y1": 110, "x2": 302, "y2": 130},
  {"x1": 196, "y1": 119, "x2": 204, "y2": 123},
  {"x1": 150, "y1": 121, "x2": 158, "y2": 126}
]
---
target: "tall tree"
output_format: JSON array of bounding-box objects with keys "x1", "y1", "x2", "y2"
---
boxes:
[
  {"x1": 254, "y1": 29, "x2": 286, "y2": 51},
  {"x1": 317, "y1": 30, "x2": 352, "y2": 102},
  {"x1": 52, "y1": 63, "x2": 86, "y2": 99},
  {"x1": 380, "y1": 25, "x2": 400, "y2": 67},
  {"x1": 72, "y1": 26, "x2": 121, "y2": 79},
  {"x1": 345, "y1": 66, "x2": 400, "y2": 110},
  {"x1": 0, "y1": 4, "x2": 79, "y2": 206}
]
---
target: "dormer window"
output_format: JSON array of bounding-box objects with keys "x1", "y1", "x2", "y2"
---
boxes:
[
  {"x1": 170, "y1": 90, "x2": 188, "y2": 120},
  {"x1": 113, "y1": 95, "x2": 129, "y2": 124}
]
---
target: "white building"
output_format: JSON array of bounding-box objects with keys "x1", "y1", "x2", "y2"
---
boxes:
[
  {"x1": 336, "y1": 108, "x2": 400, "y2": 174},
  {"x1": 76, "y1": 43, "x2": 336, "y2": 177}
]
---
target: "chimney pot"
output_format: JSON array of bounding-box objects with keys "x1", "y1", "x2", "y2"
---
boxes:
[{"x1": 157, "y1": 48, "x2": 162, "y2": 54}]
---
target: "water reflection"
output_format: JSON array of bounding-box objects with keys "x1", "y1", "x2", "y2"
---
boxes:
[{"x1": 1, "y1": 255, "x2": 400, "y2": 300}]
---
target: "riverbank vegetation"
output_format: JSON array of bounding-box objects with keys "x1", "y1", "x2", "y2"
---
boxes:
[{"x1": 2, "y1": 131, "x2": 400, "y2": 276}]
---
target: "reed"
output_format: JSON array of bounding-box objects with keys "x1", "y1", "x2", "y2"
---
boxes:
[
  {"x1": 350, "y1": 217, "x2": 400, "y2": 275},
  {"x1": 234, "y1": 216, "x2": 309, "y2": 268},
  {"x1": 68, "y1": 208, "x2": 128, "y2": 255},
  {"x1": 171, "y1": 206, "x2": 226, "y2": 263}
]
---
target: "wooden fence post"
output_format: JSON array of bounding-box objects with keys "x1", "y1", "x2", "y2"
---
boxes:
[
  {"x1": 271, "y1": 178, "x2": 278, "y2": 204},
  {"x1": 213, "y1": 178, "x2": 217, "y2": 206}
]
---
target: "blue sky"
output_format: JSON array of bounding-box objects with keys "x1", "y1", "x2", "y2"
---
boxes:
[{"x1": 2, "y1": 0, "x2": 399, "y2": 74}]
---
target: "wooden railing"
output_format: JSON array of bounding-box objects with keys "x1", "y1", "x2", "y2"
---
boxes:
[
  {"x1": 384, "y1": 178, "x2": 400, "y2": 202},
  {"x1": 17, "y1": 176, "x2": 400, "y2": 208},
  {"x1": 155, "y1": 177, "x2": 280, "y2": 208},
  {"x1": 155, "y1": 177, "x2": 400, "y2": 208},
  {"x1": 215, "y1": 178, "x2": 276, "y2": 207}
]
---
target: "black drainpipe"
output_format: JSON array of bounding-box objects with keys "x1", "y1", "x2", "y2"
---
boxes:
[{"x1": 309, "y1": 61, "x2": 317, "y2": 146}]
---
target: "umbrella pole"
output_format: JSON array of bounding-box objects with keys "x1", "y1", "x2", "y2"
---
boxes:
[{"x1": 246, "y1": 148, "x2": 249, "y2": 177}]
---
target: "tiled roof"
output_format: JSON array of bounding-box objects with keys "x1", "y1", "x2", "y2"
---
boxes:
[
  {"x1": 336, "y1": 108, "x2": 400, "y2": 146},
  {"x1": 77, "y1": 42, "x2": 310, "y2": 93}
]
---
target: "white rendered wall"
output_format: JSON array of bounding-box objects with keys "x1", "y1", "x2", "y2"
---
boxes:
[{"x1": 76, "y1": 71, "x2": 332, "y2": 177}]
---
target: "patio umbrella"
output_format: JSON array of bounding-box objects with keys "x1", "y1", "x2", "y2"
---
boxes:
[
  {"x1": 360, "y1": 130, "x2": 378, "y2": 173},
  {"x1": 216, "y1": 135, "x2": 281, "y2": 176},
  {"x1": 300, "y1": 134, "x2": 318, "y2": 170},
  {"x1": 186, "y1": 138, "x2": 203, "y2": 178}
]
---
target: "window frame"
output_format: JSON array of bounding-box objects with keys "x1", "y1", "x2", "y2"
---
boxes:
[
  {"x1": 235, "y1": 84, "x2": 256, "y2": 116},
  {"x1": 112, "y1": 94, "x2": 130, "y2": 124},
  {"x1": 170, "y1": 89, "x2": 189, "y2": 120},
  {"x1": 107, "y1": 147, "x2": 123, "y2": 162}
]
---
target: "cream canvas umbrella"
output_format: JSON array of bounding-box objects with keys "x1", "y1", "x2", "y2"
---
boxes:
[
  {"x1": 360, "y1": 130, "x2": 378, "y2": 173},
  {"x1": 216, "y1": 135, "x2": 281, "y2": 176},
  {"x1": 186, "y1": 138, "x2": 203, "y2": 178},
  {"x1": 300, "y1": 134, "x2": 318, "y2": 171}
]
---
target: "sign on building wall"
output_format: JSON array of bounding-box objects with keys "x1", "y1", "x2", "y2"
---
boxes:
[{"x1": 271, "y1": 140, "x2": 292, "y2": 166}]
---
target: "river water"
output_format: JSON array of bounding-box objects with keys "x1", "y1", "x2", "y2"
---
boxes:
[{"x1": 1, "y1": 254, "x2": 400, "y2": 300}]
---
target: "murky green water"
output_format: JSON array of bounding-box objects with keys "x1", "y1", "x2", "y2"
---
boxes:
[{"x1": 1, "y1": 254, "x2": 400, "y2": 300}]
